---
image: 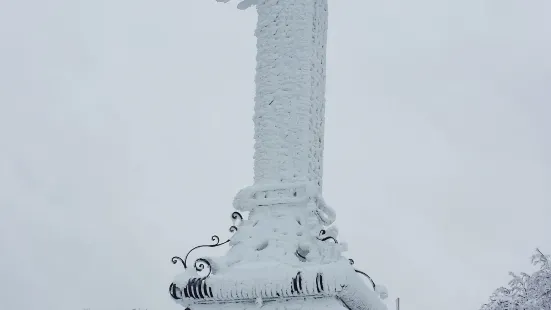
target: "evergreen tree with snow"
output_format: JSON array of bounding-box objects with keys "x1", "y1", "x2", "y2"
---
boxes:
[{"x1": 481, "y1": 249, "x2": 550, "y2": 310}]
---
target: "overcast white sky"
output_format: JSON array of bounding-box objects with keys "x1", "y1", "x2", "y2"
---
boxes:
[{"x1": 1, "y1": 0, "x2": 550, "y2": 310}]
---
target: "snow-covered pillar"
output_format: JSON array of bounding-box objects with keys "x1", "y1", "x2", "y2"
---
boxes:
[
  {"x1": 219, "y1": 0, "x2": 342, "y2": 268},
  {"x1": 233, "y1": 0, "x2": 335, "y2": 226},
  {"x1": 253, "y1": 0, "x2": 327, "y2": 189}
]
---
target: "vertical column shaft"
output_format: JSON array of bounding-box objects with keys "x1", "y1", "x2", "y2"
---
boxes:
[{"x1": 253, "y1": 0, "x2": 328, "y2": 192}]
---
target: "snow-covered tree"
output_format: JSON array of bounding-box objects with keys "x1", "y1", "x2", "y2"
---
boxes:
[{"x1": 481, "y1": 249, "x2": 551, "y2": 310}]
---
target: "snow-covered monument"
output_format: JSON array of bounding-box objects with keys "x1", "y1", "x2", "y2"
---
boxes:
[{"x1": 169, "y1": 0, "x2": 388, "y2": 309}]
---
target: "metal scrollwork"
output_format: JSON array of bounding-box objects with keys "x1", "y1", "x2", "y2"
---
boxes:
[
  {"x1": 295, "y1": 249, "x2": 307, "y2": 261},
  {"x1": 317, "y1": 229, "x2": 338, "y2": 243},
  {"x1": 348, "y1": 258, "x2": 376, "y2": 290},
  {"x1": 169, "y1": 212, "x2": 243, "y2": 300},
  {"x1": 171, "y1": 235, "x2": 228, "y2": 278},
  {"x1": 229, "y1": 211, "x2": 243, "y2": 233},
  {"x1": 170, "y1": 211, "x2": 246, "y2": 301},
  {"x1": 169, "y1": 282, "x2": 182, "y2": 300},
  {"x1": 171, "y1": 212, "x2": 244, "y2": 275}
]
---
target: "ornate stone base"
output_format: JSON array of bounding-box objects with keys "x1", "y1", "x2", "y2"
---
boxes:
[{"x1": 170, "y1": 260, "x2": 386, "y2": 310}]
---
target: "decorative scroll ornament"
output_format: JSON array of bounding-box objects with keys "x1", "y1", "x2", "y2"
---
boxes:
[
  {"x1": 317, "y1": 229, "x2": 338, "y2": 243},
  {"x1": 229, "y1": 211, "x2": 243, "y2": 232},
  {"x1": 169, "y1": 212, "x2": 243, "y2": 300},
  {"x1": 169, "y1": 283, "x2": 182, "y2": 300},
  {"x1": 349, "y1": 259, "x2": 376, "y2": 290},
  {"x1": 171, "y1": 235, "x2": 226, "y2": 278}
]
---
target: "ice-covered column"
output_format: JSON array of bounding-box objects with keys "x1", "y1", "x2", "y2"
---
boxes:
[
  {"x1": 232, "y1": 0, "x2": 335, "y2": 224},
  {"x1": 253, "y1": 0, "x2": 327, "y2": 189},
  {"x1": 220, "y1": 0, "x2": 341, "y2": 267}
]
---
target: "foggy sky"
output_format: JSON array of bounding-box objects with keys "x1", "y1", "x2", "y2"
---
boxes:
[{"x1": 1, "y1": 0, "x2": 550, "y2": 310}]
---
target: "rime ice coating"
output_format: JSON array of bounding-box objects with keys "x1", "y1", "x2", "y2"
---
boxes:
[
  {"x1": 252, "y1": 0, "x2": 327, "y2": 191},
  {"x1": 172, "y1": 0, "x2": 388, "y2": 309}
]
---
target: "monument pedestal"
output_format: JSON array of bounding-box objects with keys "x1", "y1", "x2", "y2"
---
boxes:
[
  {"x1": 171, "y1": 260, "x2": 386, "y2": 310},
  {"x1": 168, "y1": 0, "x2": 389, "y2": 309}
]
